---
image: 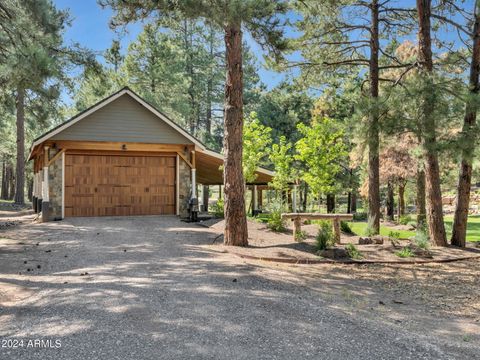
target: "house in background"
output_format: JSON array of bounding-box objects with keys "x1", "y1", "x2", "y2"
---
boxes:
[{"x1": 28, "y1": 87, "x2": 273, "y2": 221}]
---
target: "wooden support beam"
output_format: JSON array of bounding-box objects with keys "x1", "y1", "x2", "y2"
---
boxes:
[
  {"x1": 177, "y1": 151, "x2": 193, "y2": 168},
  {"x1": 44, "y1": 140, "x2": 189, "y2": 153},
  {"x1": 47, "y1": 149, "x2": 65, "y2": 167},
  {"x1": 191, "y1": 150, "x2": 196, "y2": 168}
]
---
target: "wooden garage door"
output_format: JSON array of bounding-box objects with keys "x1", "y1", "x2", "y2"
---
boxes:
[{"x1": 65, "y1": 154, "x2": 176, "y2": 217}]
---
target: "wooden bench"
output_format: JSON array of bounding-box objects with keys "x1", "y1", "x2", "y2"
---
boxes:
[{"x1": 281, "y1": 213, "x2": 354, "y2": 243}]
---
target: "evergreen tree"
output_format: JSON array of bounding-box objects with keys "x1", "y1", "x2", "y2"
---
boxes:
[{"x1": 101, "y1": 0, "x2": 288, "y2": 246}]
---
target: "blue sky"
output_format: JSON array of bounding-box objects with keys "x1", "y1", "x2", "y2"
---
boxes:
[
  {"x1": 54, "y1": 0, "x2": 287, "y2": 104},
  {"x1": 55, "y1": 0, "x2": 473, "y2": 105}
]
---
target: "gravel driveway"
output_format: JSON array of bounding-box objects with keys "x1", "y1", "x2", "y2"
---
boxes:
[{"x1": 0, "y1": 216, "x2": 478, "y2": 359}]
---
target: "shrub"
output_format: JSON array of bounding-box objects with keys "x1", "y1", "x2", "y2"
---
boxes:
[
  {"x1": 345, "y1": 243, "x2": 363, "y2": 259},
  {"x1": 352, "y1": 212, "x2": 367, "y2": 221},
  {"x1": 213, "y1": 199, "x2": 224, "y2": 218},
  {"x1": 267, "y1": 211, "x2": 286, "y2": 232},
  {"x1": 388, "y1": 231, "x2": 401, "y2": 240},
  {"x1": 395, "y1": 246, "x2": 414, "y2": 258},
  {"x1": 316, "y1": 220, "x2": 334, "y2": 250},
  {"x1": 414, "y1": 229, "x2": 430, "y2": 250},
  {"x1": 365, "y1": 226, "x2": 377, "y2": 237},
  {"x1": 294, "y1": 230, "x2": 307, "y2": 242},
  {"x1": 266, "y1": 198, "x2": 287, "y2": 232},
  {"x1": 340, "y1": 221, "x2": 355, "y2": 235},
  {"x1": 399, "y1": 214, "x2": 412, "y2": 225}
]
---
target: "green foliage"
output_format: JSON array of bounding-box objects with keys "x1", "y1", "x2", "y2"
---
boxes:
[
  {"x1": 296, "y1": 116, "x2": 348, "y2": 196},
  {"x1": 414, "y1": 230, "x2": 430, "y2": 250},
  {"x1": 340, "y1": 221, "x2": 354, "y2": 235},
  {"x1": 399, "y1": 214, "x2": 412, "y2": 225},
  {"x1": 243, "y1": 112, "x2": 272, "y2": 183},
  {"x1": 315, "y1": 220, "x2": 334, "y2": 250},
  {"x1": 266, "y1": 199, "x2": 287, "y2": 232},
  {"x1": 294, "y1": 230, "x2": 308, "y2": 242},
  {"x1": 353, "y1": 212, "x2": 368, "y2": 221},
  {"x1": 395, "y1": 247, "x2": 414, "y2": 258},
  {"x1": 365, "y1": 226, "x2": 377, "y2": 237},
  {"x1": 212, "y1": 199, "x2": 224, "y2": 218},
  {"x1": 345, "y1": 243, "x2": 363, "y2": 260},
  {"x1": 269, "y1": 135, "x2": 295, "y2": 192},
  {"x1": 388, "y1": 231, "x2": 401, "y2": 240}
]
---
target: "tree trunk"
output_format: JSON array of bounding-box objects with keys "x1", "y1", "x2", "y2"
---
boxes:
[
  {"x1": 206, "y1": 25, "x2": 215, "y2": 134},
  {"x1": 351, "y1": 191, "x2": 357, "y2": 213},
  {"x1": 451, "y1": 2, "x2": 480, "y2": 247},
  {"x1": 326, "y1": 194, "x2": 335, "y2": 213},
  {"x1": 27, "y1": 177, "x2": 33, "y2": 201},
  {"x1": 14, "y1": 86, "x2": 25, "y2": 205},
  {"x1": 398, "y1": 182, "x2": 406, "y2": 218},
  {"x1": 8, "y1": 164, "x2": 15, "y2": 200},
  {"x1": 386, "y1": 182, "x2": 395, "y2": 221},
  {"x1": 302, "y1": 183, "x2": 308, "y2": 212},
  {"x1": 1, "y1": 157, "x2": 7, "y2": 200},
  {"x1": 202, "y1": 185, "x2": 209, "y2": 212},
  {"x1": 347, "y1": 192, "x2": 352, "y2": 213},
  {"x1": 416, "y1": 166, "x2": 427, "y2": 227},
  {"x1": 223, "y1": 22, "x2": 248, "y2": 246},
  {"x1": 367, "y1": 0, "x2": 381, "y2": 234},
  {"x1": 416, "y1": 0, "x2": 447, "y2": 246}
]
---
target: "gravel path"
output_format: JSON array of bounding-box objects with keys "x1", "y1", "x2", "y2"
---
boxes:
[{"x1": 0, "y1": 216, "x2": 478, "y2": 359}]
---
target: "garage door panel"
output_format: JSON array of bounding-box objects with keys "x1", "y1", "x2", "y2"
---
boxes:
[{"x1": 65, "y1": 154, "x2": 176, "y2": 217}]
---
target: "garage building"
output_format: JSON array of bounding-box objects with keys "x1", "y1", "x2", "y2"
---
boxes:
[{"x1": 28, "y1": 87, "x2": 273, "y2": 221}]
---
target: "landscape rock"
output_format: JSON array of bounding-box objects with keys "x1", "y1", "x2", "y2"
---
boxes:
[
  {"x1": 359, "y1": 236, "x2": 384, "y2": 245},
  {"x1": 319, "y1": 247, "x2": 348, "y2": 259}
]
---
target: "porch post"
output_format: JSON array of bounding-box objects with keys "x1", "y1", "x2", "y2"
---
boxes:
[
  {"x1": 42, "y1": 146, "x2": 50, "y2": 222},
  {"x1": 38, "y1": 169, "x2": 43, "y2": 213},
  {"x1": 191, "y1": 151, "x2": 197, "y2": 199},
  {"x1": 32, "y1": 170, "x2": 37, "y2": 212}
]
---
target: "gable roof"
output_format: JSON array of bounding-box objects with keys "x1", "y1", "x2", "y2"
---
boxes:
[{"x1": 28, "y1": 87, "x2": 206, "y2": 159}]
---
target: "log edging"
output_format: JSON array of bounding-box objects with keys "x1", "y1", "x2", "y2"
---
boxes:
[{"x1": 224, "y1": 248, "x2": 480, "y2": 265}]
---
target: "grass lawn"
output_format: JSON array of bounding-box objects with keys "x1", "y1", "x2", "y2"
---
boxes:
[
  {"x1": 347, "y1": 215, "x2": 480, "y2": 242},
  {"x1": 347, "y1": 222, "x2": 415, "y2": 239}
]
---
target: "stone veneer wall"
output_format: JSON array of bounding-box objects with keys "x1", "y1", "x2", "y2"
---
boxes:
[
  {"x1": 47, "y1": 149, "x2": 63, "y2": 220},
  {"x1": 178, "y1": 156, "x2": 191, "y2": 218}
]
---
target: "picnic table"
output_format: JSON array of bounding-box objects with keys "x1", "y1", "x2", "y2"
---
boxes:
[{"x1": 281, "y1": 213, "x2": 354, "y2": 243}]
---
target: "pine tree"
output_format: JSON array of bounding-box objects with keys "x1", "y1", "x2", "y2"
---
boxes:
[{"x1": 101, "y1": 0, "x2": 288, "y2": 246}]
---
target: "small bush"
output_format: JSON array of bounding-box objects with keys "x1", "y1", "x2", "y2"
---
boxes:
[
  {"x1": 365, "y1": 226, "x2": 377, "y2": 237},
  {"x1": 340, "y1": 221, "x2": 355, "y2": 235},
  {"x1": 213, "y1": 199, "x2": 224, "y2": 218},
  {"x1": 267, "y1": 211, "x2": 286, "y2": 232},
  {"x1": 346, "y1": 243, "x2": 363, "y2": 259},
  {"x1": 399, "y1": 214, "x2": 412, "y2": 225},
  {"x1": 316, "y1": 220, "x2": 334, "y2": 250},
  {"x1": 353, "y1": 212, "x2": 367, "y2": 221},
  {"x1": 414, "y1": 229, "x2": 430, "y2": 250},
  {"x1": 265, "y1": 198, "x2": 287, "y2": 232},
  {"x1": 395, "y1": 246, "x2": 414, "y2": 258},
  {"x1": 294, "y1": 230, "x2": 307, "y2": 242},
  {"x1": 388, "y1": 231, "x2": 401, "y2": 240}
]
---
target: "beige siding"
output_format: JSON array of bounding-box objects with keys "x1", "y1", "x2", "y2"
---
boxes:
[{"x1": 51, "y1": 94, "x2": 193, "y2": 144}]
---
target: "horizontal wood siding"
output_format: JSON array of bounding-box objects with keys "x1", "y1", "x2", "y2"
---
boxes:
[{"x1": 52, "y1": 95, "x2": 193, "y2": 145}]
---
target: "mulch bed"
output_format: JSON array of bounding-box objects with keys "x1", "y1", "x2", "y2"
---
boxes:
[{"x1": 206, "y1": 219, "x2": 480, "y2": 265}]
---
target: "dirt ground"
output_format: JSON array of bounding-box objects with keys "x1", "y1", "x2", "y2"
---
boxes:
[
  {"x1": 205, "y1": 218, "x2": 480, "y2": 338},
  {"x1": 0, "y1": 205, "x2": 479, "y2": 359}
]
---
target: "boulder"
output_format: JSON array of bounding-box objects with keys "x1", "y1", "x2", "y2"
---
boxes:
[
  {"x1": 319, "y1": 248, "x2": 349, "y2": 259},
  {"x1": 359, "y1": 236, "x2": 384, "y2": 245}
]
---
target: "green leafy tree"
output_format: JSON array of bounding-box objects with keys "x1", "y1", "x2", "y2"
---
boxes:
[
  {"x1": 296, "y1": 117, "x2": 348, "y2": 202},
  {"x1": 243, "y1": 112, "x2": 272, "y2": 183},
  {"x1": 269, "y1": 136, "x2": 295, "y2": 192}
]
